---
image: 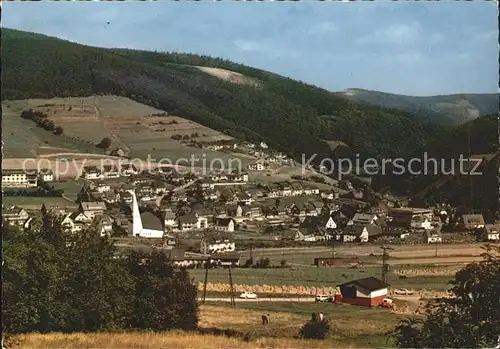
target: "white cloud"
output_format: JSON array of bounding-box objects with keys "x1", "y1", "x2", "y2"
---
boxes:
[
  {"x1": 356, "y1": 22, "x2": 422, "y2": 45},
  {"x1": 233, "y1": 39, "x2": 302, "y2": 59},
  {"x1": 233, "y1": 40, "x2": 265, "y2": 53},
  {"x1": 308, "y1": 21, "x2": 338, "y2": 35}
]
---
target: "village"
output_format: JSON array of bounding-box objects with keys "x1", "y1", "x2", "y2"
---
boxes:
[{"x1": 3, "y1": 144, "x2": 499, "y2": 273}]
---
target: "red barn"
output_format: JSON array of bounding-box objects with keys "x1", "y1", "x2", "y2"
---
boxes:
[{"x1": 334, "y1": 277, "x2": 389, "y2": 307}]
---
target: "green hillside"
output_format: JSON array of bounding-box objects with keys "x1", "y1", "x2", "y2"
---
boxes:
[
  {"x1": 373, "y1": 114, "x2": 498, "y2": 216},
  {"x1": 2, "y1": 28, "x2": 442, "y2": 164},
  {"x1": 338, "y1": 88, "x2": 499, "y2": 126}
]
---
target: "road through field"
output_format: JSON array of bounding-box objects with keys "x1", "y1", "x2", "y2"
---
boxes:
[{"x1": 200, "y1": 297, "x2": 315, "y2": 303}]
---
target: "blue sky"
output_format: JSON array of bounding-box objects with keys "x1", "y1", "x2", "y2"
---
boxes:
[{"x1": 3, "y1": 1, "x2": 498, "y2": 96}]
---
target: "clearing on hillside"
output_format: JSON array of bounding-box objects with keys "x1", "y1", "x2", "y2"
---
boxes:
[{"x1": 195, "y1": 66, "x2": 260, "y2": 87}]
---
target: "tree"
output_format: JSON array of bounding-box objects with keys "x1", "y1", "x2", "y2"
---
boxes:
[
  {"x1": 54, "y1": 126, "x2": 64, "y2": 135},
  {"x1": 299, "y1": 316, "x2": 330, "y2": 340},
  {"x1": 96, "y1": 137, "x2": 112, "y2": 149},
  {"x1": 391, "y1": 245, "x2": 500, "y2": 348}
]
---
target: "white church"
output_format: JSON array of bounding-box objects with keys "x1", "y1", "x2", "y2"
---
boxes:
[{"x1": 128, "y1": 190, "x2": 164, "y2": 238}]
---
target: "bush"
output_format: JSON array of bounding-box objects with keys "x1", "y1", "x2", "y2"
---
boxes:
[{"x1": 299, "y1": 319, "x2": 330, "y2": 340}]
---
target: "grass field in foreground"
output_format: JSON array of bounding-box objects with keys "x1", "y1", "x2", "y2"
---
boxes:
[
  {"x1": 188, "y1": 267, "x2": 452, "y2": 291},
  {"x1": 11, "y1": 304, "x2": 406, "y2": 348}
]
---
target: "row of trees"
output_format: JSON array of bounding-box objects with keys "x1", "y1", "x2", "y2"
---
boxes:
[
  {"x1": 20, "y1": 109, "x2": 63, "y2": 135},
  {"x1": 2, "y1": 214, "x2": 198, "y2": 334}
]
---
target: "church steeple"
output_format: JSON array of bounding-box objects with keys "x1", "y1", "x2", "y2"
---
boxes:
[{"x1": 130, "y1": 190, "x2": 143, "y2": 236}]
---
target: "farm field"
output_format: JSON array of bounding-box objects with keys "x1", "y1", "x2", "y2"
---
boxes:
[
  {"x1": 2, "y1": 96, "x2": 252, "y2": 167},
  {"x1": 238, "y1": 243, "x2": 488, "y2": 266},
  {"x1": 10, "y1": 304, "x2": 406, "y2": 348},
  {"x1": 188, "y1": 266, "x2": 453, "y2": 292},
  {"x1": 3, "y1": 196, "x2": 77, "y2": 210},
  {"x1": 51, "y1": 180, "x2": 84, "y2": 201}
]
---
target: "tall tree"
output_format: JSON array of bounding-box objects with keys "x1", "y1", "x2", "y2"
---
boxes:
[{"x1": 391, "y1": 245, "x2": 500, "y2": 348}]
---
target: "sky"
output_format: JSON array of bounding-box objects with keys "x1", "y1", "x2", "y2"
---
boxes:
[{"x1": 3, "y1": 1, "x2": 498, "y2": 96}]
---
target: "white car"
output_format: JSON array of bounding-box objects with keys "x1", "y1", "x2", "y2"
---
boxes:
[
  {"x1": 239, "y1": 291, "x2": 258, "y2": 299},
  {"x1": 315, "y1": 295, "x2": 333, "y2": 303}
]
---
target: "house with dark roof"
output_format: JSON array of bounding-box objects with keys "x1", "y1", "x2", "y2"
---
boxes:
[
  {"x1": 334, "y1": 277, "x2": 390, "y2": 307},
  {"x1": 462, "y1": 214, "x2": 486, "y2": 230},
  {"x1": 215, "y1": 217, "x2": 235, "y2": 232},
  {"x1": 200, "y1": 231, "x2": 235, "y2": 254}
]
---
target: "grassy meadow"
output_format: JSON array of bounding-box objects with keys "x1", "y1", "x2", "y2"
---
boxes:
[
  {"x1": 10, "y1": 304, "x2": 405, "y2": 348},
  {"x1": 2, "y1": 96, "x2": 253, "y2": 167}
]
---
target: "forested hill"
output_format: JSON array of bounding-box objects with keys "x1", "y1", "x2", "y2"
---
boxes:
[
  {"x1": 338, "y1": 88, "x2": 499, "y2": 126},
  {"x1": 3, "y1": 28, "x2": 442, "y2": 162}
]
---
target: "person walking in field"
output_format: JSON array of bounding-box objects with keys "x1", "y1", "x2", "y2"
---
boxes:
[{"x1": 319, "y1": 312, "x2": 324, "y2": 322}]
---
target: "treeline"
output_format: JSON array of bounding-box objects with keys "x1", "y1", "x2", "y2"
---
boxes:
[
  {"x1": 20, "y1": 109, "x2": 63, "y2": 135},
  {"x1": 2, "y1": 214, "x2": 198, "y2": 334}
]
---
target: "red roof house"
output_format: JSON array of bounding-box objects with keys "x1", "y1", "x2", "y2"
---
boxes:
[{"x1": 334, "y1": 277, "x2": 389, "y2": 307}]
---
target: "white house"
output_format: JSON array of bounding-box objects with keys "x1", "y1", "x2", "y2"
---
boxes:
[
  {"x1": 260, "y1": 142, "x2": 268, "y2": 149},
  {"x1": 341, "y1": 225, "x2": 370, "y2": 243},
  {"x1": 200, "y1": 232, "x2": 235, "y2": 254},
  {"x1": 425, "y1": 229, "x2": 442, "y2": 244},
  {"x1": 247, "y1": 162, "x2": 265, "y2": 171},
  {"x1": 163, "y1": 209, "x2": 176, "y2": 229},
  {"x1": 411, "y1": 216, "x2": 433, "y2": 230},
  {"x1": 39, "y1": 169, "x2": 54, "y2": 182},
  {"x1": 95, "y1": 181, "x2": 111, "y2": 193},
  {"x1": 215, "y1": 218, "x2": 235, "y2": 233},
  {"x1": 325, "y1": 217, "x2": 338, "y2": 229},
  {"x1": 102, "y1": 165, "x2": 121, "y2": 178},
  {"x1": 485, "y1": 224, "x2": 500, "y2": 241},
  {"x1": 95, "y1": 214, "x2": 113, "y2": 237},
  {"x1": 82, "y1": 166, "x2": 103, "y2": 180},
  {"x1": 3, "y1": 207, "x2": 30, "y2": 227},
  {"x1": 176, "y1": 213, "x2": 208, "y2": 231},
  {"x1": 2, "y1": 169, "x2": 37, "y2": 187},
  {"x1": 79, "y1": 201, "x2": 107, "y2": 219}
]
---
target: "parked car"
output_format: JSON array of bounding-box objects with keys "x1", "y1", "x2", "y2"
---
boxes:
[
  {"x1": 240, "y1": 291, "x2": 258, "y2": 299},
  {"x1": 315, "y1": 294, "x2": 333, "y2": 303}
]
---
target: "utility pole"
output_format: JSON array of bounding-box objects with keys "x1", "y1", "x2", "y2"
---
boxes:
[
  {"x1": 434, "y1": 240, "x2": 438, "y2": 257},
  {"x1": 468, "y1": 125, "x2": 474, "y2": 213},
  {"x1": 380, "y1": 246, "x2": 394, "y2": 284},
  {"x1": 202, "y1": 257, "x2": 209, "y2": 304},
  {"x1": 228, "y1": 267, "x2": 235, "y2": 307}
]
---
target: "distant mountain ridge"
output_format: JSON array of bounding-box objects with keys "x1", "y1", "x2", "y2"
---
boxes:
[{"x1": 337, "y1": 88, "x2": 499, "y2": 126}]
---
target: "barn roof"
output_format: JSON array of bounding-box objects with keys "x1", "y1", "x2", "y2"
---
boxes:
[{"x1": 338, "y1": 277, "x2": 389, "y2": 291}]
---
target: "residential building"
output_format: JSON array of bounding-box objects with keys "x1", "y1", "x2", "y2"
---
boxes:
[
  {"x1": 79, "y1": 201, "x2": 107, "y2": 219},
  {"x1": 200, "y1": 232, "x2": 236, "y2": 254},
  {"x1": 3, "y1": 206, "x2": 30, "y2": 227},
  {"x1": 102, "y1": 165, "x2": 120, "y2": 178},
  {"x1": 425, "y1": 228, "x2": 442, "y2": 244},
  {"x1": 462, "y1": 214, "x2": 486, "y2": 230},
  {"x1": 351, "y1": 213, "x2": 378, "y2": 226},
  {"x1": 163, "y1": 209, "x2": 176, "y2": 229},
  {"x1": 95, "y1": 214, "x2": 113, "y2": 237},
  {"x1": 2, "y1": 169, "x2": 37, "y2": 187},
  {"x1": 484, "y1": 224, "x2": 500, "y2": 241},
  {"x1": 247, "y1": 162, "x2": 266, "y2": 171},
  {"x1": 176, "y1": 213, "x2": 207, "y2": 231},
  {"x1": 215, "y1": 217, "x2": 235, "y2": 232},
  {"x1": 82, "y1": 166, "x2": 103, "y2": 180},
  {"x1": 39, "y1": 169, "x2": 54, "y2": 182}
]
